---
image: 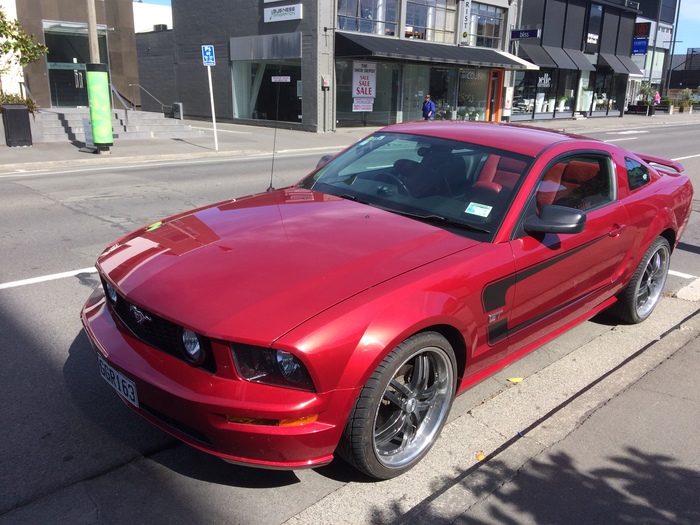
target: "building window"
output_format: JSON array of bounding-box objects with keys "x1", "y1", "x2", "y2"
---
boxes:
[
  {"x1": 338, "y1": 0, "x2": 398, "y2": 36},
  {"x1": 405, "y1": 0, "x2": 457, "y2": 43},
  {"x1": 464, "y1": 3, "x2": 504, "y2": 49}
]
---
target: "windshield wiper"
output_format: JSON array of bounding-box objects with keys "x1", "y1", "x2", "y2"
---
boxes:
[{"x1": 390, "y1": 209, "x2": 491, "y2": 234}]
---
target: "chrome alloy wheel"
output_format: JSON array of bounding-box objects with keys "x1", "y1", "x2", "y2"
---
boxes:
[
  {"x1": 372, "y1": 345, "x2": 454, "y2": 468},
  {"x1": 635, "y1": 242, "x2": 670, "y2": 319}
]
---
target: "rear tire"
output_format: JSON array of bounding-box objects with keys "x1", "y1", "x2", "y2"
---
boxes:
[
  {"x1": 338, "y1": 332, "x2": 456, "y2": 480},
  {"x1": 612, "y1": 237, "x2": 670, "y2": 324}
]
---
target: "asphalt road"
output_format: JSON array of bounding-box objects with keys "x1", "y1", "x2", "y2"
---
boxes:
[{"x1": 1, "y1": 125, "x2": 699, "y2": 524}]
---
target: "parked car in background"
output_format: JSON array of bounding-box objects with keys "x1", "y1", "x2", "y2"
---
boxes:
[{"x1": 82, "y1": 122, "x2": 693, "y2": 479}]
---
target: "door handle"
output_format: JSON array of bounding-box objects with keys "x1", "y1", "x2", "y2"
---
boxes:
[{"x1": 609, "y1": 224, "x2": 627, "y2": 237}]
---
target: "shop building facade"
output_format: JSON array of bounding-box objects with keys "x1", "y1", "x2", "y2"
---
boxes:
[
  {"x1": 6, "y1": 0, "x2": 139, "y2": 109},
  {"x1": 138, "y1": 0, "x2": 537, "y2": 132},
  {"x1": 136, "y1": 0, "x2": 650, "y2": 131},
  {"x1": 511, "y1": 0, "x2": 644, "y2": 120}
]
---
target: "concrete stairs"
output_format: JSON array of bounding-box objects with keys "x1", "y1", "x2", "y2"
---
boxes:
[{"x1": 31, "y1": 108, "x2": 202, "y2": 143}]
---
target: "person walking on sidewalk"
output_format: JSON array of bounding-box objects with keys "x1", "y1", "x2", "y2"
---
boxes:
[{"x1": 422, "y1": 94, "x2": 435, "y2": 120}]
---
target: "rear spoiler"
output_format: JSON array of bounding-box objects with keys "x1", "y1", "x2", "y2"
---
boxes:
[{"x1": 635, "y1": 153, "x2": 684, "y2": 174}]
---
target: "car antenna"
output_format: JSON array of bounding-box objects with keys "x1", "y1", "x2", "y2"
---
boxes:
[{"x1": 267, "y1": 69, "x2": 282, "y2": 192}]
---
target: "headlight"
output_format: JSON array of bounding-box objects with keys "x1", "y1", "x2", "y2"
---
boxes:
[
  {"x1": 181, "y1": 328, "x2": 206, "y2": 365},
  {"x1": 103, "y1": 280, "x2": 118, "y2": 306},
  {"x1": 231, "y1": 344, "x2": 315, "y2": 391}
]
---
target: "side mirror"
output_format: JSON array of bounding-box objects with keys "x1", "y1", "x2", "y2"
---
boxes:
[
  {"x1": 316, "y1": 155, "x2": 334, "y2": 169},
  {"x1": 523, "y1": 205, "x2": 586, "y2": 234}
]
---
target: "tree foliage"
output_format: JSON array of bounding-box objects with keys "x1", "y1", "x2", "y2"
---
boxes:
[{"x1": 0, "y1": 6, "x2": 48, "y2": 94}]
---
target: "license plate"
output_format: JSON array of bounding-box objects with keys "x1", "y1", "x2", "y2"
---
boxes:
[{"x1": 98, "y1": 356, "x2": 139, "y2": 408}]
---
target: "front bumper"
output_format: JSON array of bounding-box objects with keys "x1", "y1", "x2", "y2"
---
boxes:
[{"x1": 80, "y1": 287, "x2": 352, "y2": 469}]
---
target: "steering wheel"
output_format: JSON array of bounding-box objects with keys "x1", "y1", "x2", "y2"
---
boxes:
[{"x1": 374, "y1": 172, "x2": 411, "y2": 196}]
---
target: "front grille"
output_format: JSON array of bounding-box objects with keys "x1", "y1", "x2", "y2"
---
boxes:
[
  {"x1": 140, "y1": 403, "x2": 213, "y2": 446},
  {"x1": 103, "y1": 279, "x2": 217, "y2": 373}
]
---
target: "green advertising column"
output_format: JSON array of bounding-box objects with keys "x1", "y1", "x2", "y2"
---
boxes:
[{"x1": 86, "y1": 63, "x2": 113, "y2": 150}]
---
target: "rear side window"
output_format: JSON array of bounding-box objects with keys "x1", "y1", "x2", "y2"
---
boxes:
[
  {"x1": 535, "y1": 154, "x2": 615, "y2": 211},
  {"x1": 625, "y1": 158, "x2": 650, "y2": 191}
]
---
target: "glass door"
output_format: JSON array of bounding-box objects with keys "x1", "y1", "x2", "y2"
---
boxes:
[
  {"x1": 48, "y1": 63, "x2": 88, "y2": 107},
  {"x1": 44, "y1": 26, "x2": 108, "y2": 108}
]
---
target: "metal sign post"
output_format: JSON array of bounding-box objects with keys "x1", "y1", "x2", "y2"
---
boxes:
[{"x1": 202, "y1": 45, "x2": 219, "y2": 151}]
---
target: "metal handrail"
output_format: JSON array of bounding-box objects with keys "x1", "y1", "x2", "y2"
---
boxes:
[
  {"x1": 128, "y1": 83, "x2": 168, "y2": 113},
  {"x1": 110, "y1": 84, "x2": 131, "y2": 126},
  {"x1": 18, "y1": 82, "x2": 36, "y2": 103}
]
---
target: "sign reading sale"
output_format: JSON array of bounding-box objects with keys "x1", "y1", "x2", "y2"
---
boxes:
[{"x1": 353, "y1": 61, "x2": 377, "y2": 98}]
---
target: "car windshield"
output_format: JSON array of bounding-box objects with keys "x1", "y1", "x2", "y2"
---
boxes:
[{"x1": 299, "y1": 132, "x2": 533, "y2": 239}]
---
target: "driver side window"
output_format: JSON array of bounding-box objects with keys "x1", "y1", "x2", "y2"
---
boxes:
[{"x1": 536, "y1": 155, "x2": 614, "y2": 211}]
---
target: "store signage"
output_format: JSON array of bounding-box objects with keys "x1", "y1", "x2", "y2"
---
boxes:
[
  {"x1": 264, "y1": 4, "x2": 303, "y2": 23},
  {"x1": 271, "y1": 76, "x2": 291, "y2": 82},
  {"x1": 510, "y1": 29, "x2": 540, "y2": 40},
  {"x1": 353, "y1": 98, "x2": 374, "y2": 112},
  {"x1": 352, "y1": 61, "x2": 377, "y2": 98},
  {"x1": 459, "y1": 1, "x2": 472, "y2": 45},
  {"x1": 635, "y1": 22, "x2": 651, "y2": 38},
  {"x1": 632, "y1": 37, "x2": 648, "y2": 55}
]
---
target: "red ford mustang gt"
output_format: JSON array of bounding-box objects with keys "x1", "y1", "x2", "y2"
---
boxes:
[{"x1": 81, "y1": 122, "x2": 693, "y2": 479}]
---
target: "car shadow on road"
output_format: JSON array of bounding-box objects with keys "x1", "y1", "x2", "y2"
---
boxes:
[{"x1": 64, "y1": 330, "x2": 304, "y2": 489}]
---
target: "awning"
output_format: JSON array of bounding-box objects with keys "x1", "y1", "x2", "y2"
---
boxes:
[
  {"x1": 563, "y1": 49, "x2": 596, "y2": 71},
  {"x1": 617, "y1": 55, "x2": 643, "y2": 76},
  {"x1": 519, "y1": 43, "x2": 557, "y2": 69},
  {"x1": 335, "y1": 32, "x2": 537, "y2": 70},
  {"x1": 599, "y1": 53, "x2": 628, "y2": 74},
  {"x1": 542, "y1": 46, "x2": 577, "y2": 70}
]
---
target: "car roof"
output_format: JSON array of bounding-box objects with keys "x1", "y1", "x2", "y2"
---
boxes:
[{"x1": 377, "y1": 121, "x2": 587, "y2": 158}]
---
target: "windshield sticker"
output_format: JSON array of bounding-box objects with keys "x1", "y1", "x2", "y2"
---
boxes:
[
  {"x1": 465, "y1": 202, "x2": 492, "y2": 218},
  {"x1": 358, "y1": 135, "x2": 385, "y2": 146}
]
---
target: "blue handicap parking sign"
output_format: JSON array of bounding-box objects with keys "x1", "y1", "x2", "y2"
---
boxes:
[{"x1": 202, "y1": 45, "x2": 216, "y2": 66}]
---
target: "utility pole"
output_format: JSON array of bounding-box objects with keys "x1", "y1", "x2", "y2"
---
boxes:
[
  {"x1": 84, "y1": 0, "x2": 113, "y2": 153},
  {"x1": 87, "y1": 0, "x2": 100, "y2": 63}
]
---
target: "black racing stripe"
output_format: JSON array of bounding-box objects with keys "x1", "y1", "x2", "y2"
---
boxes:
[{"x1": 482, "y1": 235, "x2": 606, "y2": 312}]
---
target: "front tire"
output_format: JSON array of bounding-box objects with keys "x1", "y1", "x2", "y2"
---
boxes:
[
  {"x1": 338, "y1": 332, "x2": 457, "y2": 479},
  {"x1": 613, "y1": 237, "x2": 670, "y2": 324}
]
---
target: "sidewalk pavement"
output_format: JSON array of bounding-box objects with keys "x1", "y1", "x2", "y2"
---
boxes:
[{"x1": 2, "y1": 111, "x2": 700, "y2": 174}]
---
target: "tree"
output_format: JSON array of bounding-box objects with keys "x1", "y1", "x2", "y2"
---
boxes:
[
  {"x1": 638, "y1": 81, "x2": 655, "y2": 103},
  {"x1": 0, "y1": 6, "x2": 48, "y2": 96}
]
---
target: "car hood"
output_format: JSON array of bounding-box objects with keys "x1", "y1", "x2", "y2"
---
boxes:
[{"x1": 97, "y1": 188, "x2": 477, "y2": 343}]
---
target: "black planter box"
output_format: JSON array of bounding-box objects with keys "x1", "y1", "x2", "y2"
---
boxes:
[
  {"x1": 2, "y1": 104, "x2": 32, "y2": 147},
  {"x1": 626, "y1": 105, "x2": 654, "y2": 115}
]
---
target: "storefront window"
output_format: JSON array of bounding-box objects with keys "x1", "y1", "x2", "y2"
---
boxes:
[
  {"x1": 465, "y1": 3, "x2": 505, "y2": 49},
  {"x1": 335, "y1": 60, "x2": 400, "y2": 126},
  {"x1": 232, "y1": 61, "x2": 302, "y2": 123},
  {"x1": 405, "y1": 0, "x2": 457, "y2": 43},
  {"x1": 338, "y1": 0, "x2": 398, "y2": 36},
  {"x1": 511, "y1": 69, "x2": 561, "y2": 119},
  {"x1": 457, "y1": 68, "x2": 489, "y2": 120}
]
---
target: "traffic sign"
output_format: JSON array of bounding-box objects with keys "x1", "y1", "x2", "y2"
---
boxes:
[{"x1": 202, "y1": 45, "x2": 215, "y2": 66}]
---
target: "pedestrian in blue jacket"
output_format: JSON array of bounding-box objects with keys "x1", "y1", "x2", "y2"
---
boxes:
[{"x1": 422, "y1": 94, "x2": 435, "y2": 120}]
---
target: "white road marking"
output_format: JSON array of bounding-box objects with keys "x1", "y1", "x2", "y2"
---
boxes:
[
  {"x1": 0, "y1": 267, "x2": 97, "y2": 290},
  {"x1": 672, "y1": 153, "x2": 700, "y2": 161},
  {"x1": 604, "y1": 138, "x2": 638, "y2": 142},
  {"x1": 670, "y1": 270, "x2": 697, "y2": 279}
]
